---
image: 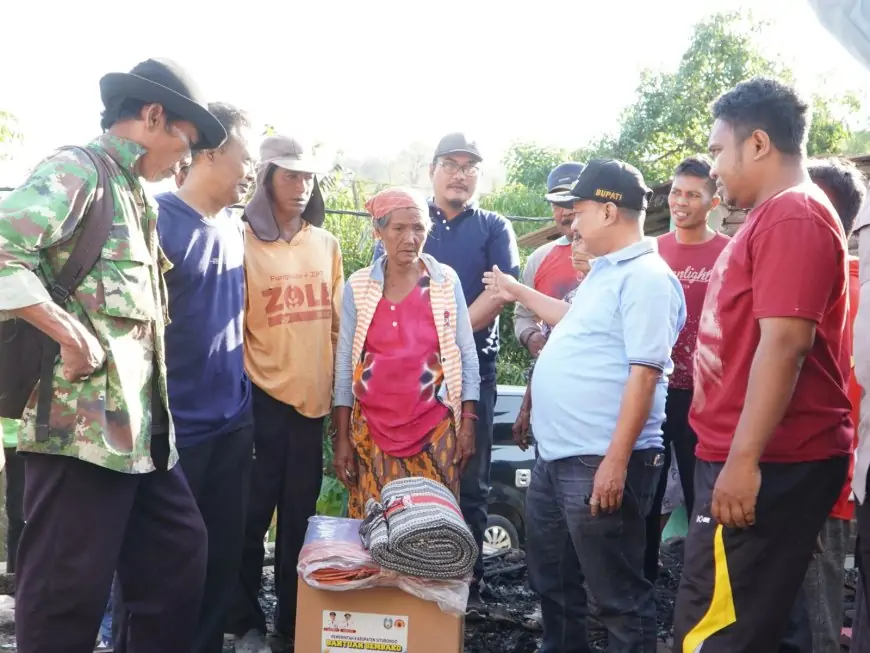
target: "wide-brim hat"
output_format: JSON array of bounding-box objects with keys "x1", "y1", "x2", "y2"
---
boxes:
[{"x1": 99, "y1": 58, "x2": 227, "y2": 150}]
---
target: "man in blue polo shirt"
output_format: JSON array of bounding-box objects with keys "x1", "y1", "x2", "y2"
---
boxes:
[
  {"x1": 485, "y1": 159, "x2": 685, "y2": 652},
  {"x1": 372, "y1": 133, "x2": 520, "y2": 614}
]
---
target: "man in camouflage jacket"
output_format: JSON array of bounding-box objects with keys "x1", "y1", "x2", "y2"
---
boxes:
[{"x1": 0, "y1": 58, "x2": 226, "y2": 653}]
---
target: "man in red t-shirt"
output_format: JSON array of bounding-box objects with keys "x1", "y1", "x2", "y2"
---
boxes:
[
  {"x1": 644, "y1": 155, "x2": 729, "y2": 583},
  {"x1": 673, "y1": 78, "x2": 853, "y2": 653}
]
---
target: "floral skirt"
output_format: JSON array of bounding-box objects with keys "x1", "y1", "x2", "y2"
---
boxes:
[{"x1": 346, "y1": 400, "x2": 460, "y2": 519}]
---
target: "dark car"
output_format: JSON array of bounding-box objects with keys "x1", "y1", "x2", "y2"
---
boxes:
[{"x1": 484, "y1": 384, "x2": 536, "y2": 554}]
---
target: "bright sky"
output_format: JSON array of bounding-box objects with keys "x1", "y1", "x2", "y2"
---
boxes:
[{"x1": 2, "y1": 0, "x2": 869, "y2": 186}]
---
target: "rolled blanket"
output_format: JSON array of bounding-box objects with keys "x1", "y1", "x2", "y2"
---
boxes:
[{"x1": 359, "y1": 477, "x2": 477, "y2": 579}]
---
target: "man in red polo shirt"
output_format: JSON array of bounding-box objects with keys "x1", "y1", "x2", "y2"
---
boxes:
[{"x1": 673, "y1": 78, "x2": 853, "y2": 653}]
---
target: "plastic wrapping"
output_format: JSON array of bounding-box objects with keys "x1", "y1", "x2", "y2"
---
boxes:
[{"x1": 297, "y1": 515, "x2": 470, "y2": 616}]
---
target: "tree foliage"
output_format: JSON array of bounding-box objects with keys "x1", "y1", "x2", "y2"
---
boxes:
[
  {"x1": 0, "y1": 110, "x2": 23, "y2": 162},
  {"x1": 503, "y1": 143, "x2": 567, "y2": 189},
  {"x1": 571, "y1": 11, "x2": 860, "y2": 185}
]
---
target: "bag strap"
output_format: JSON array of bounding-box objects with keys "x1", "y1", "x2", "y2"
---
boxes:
[
  {"x1": 46, "y1": 146, "x2": 116, "y2": 302},
  {"x1": 35, "y1": 145, "x2": 116, "y2": 442}
]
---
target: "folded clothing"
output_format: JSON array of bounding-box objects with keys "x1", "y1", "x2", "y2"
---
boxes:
[
  {"x1": 297, "y1": 516, "x2": 381, "y2": 590},
  {"x1": 359, "y1": 477, "x2": 477, "y2": 579}
]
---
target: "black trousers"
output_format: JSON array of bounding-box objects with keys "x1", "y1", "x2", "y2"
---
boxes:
[
  {"x1": 459, "y1": 377, "x2": 496, "y2": 587},
  {"x1": 673, "y1": 456, "x2": 847, "y2": 653},
  {"x1": 644, "y1": 387, "x2": 697, "y2": 581},
  {"x1": 4, "y1": 446, "x2": 25, "y2": 577},
  {"x1": 115, "y1": 425, "x2": 254, "y2": 653},
  {"x1": 15, "y1": 440, "x2": 207, "y2": 653},
  {"x1": 856, "y1": 474, "x2": 870, "y2": 608},
  {"x1": 227, "y1": 385, "x2": 323, "y2": 640}
]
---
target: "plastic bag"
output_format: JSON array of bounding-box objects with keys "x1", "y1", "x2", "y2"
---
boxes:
[
  {"x1": 297, "y1": 515, "x2": 382, "y2": 590},
  {"x1": 297, "y1": 515, "x2": 470, "y2": 616}
]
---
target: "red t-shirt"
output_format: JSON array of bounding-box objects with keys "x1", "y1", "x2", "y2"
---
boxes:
[
  {"x1": 831, "y1": 257, "x2": 861, "y2": 520},
  {"x1": 657, "y1": 231, "x2": 731, "y2": 389},
  {"x1": 355, "y1": 275, "x2": 449, "y2": 458},
  {"x1": 534, "y1": 242, "x2": 580, "y2": 301},
  {"x1": 690, "y1": 183, "x2": 853, "y2": 463}
]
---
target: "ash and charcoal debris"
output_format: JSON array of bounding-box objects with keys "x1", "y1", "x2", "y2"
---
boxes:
[
  {"x1": 0, "y1": 540, "x2": 860, "y2": 652},
  {"x1": 464, "y1": 538, "x2": 859, "y2": 653}
]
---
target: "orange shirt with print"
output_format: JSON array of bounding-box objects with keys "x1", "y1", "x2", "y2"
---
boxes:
[
  {"x1": 244, "y1": 222, "x2": 344, "y2": 418},
  {"x1": 831, "y1": 256, "x2": 860, "y2": 521}
]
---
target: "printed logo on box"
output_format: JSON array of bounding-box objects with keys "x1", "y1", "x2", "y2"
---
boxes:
[{"x1": 321, "y1": 610, "x2": 409, "y2": 652}]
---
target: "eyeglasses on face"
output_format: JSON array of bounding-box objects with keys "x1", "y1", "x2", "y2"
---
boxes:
[{"x1": 437, "y1": 160, "x2": 480, "y2": 177}]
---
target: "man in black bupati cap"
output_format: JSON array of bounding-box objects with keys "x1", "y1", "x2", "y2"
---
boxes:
[
  {"x1": 484, "y1": 159, "x2": 685, "y2": 651},
  {"x1": 0, "y1": 58, "x2": 222, "y2": 652}
]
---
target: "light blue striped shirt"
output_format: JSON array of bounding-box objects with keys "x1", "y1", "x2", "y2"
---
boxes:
[{"x1": 531, "y1": 238, "x2": 686, "y2": 460}]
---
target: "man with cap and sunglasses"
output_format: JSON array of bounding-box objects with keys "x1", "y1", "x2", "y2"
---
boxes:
[
  {"x1": 511, "y1": 162, "x2": 595, "y2": 451},
  {"x1": 228, "y1": 135, "x2": 344, "y2": 653},
  {"x1": 0, "y1": 58, "x2": 225, "y2": 652},
  {"x1": 484, "y1": 159, "x2": 685, "y2": 652},
  {"x1": 514, "y1": 161, "x2": 587, "y2": 359}
]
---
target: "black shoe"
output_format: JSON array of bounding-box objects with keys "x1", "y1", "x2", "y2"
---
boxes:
[
  {"x1": 267, "y1": 633, "x2": 293, "y2": 653},
  {"x1": 466, "y1": 585, "x2": 487, "y2": 621}
]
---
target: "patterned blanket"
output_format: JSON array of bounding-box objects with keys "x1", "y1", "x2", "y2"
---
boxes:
[{"x1": 359, "y1": 477, "x2": 477, "y2": 579}]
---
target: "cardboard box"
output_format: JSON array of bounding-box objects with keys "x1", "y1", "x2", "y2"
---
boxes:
[{"x1": 295, "y1": 581, "x2": 464, "y2": 653}]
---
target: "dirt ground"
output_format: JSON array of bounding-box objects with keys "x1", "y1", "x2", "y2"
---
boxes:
[{"x1": 0, "y1": 538, "x2": 859, "y2": 652}]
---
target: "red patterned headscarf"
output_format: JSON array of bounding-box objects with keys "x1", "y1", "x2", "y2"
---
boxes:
[{"x1": 365, "y1": 187, "x2": 429, "y2": 223}]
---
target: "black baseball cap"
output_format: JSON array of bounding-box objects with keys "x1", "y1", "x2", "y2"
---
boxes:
[
  {"x1": 433, "y1": 132, "x2": 483, "y2": 162},
  {"x1": 547, "y1": 162, "x2": 586, "y2": 193},
  {"x1": 546, "y1": 162, "x2": 586, "y2": 207},
  {"x1": 545, "y1": 158, "x2": 653, "y2": 211}
]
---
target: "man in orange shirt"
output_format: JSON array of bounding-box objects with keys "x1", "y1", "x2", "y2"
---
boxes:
[{"x1": 229, "y1": 135, "x2": 344, "y2": 653}]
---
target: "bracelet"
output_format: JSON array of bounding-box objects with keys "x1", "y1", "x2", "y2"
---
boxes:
[
  {"x1": 461, "y1": 412, "x2": 478, "y2": 422},
  {"x1": 519, "y1": 329, "x2": 533, "y2": 348}
]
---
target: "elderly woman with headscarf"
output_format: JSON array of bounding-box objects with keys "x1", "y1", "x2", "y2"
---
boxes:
[
  {"x1": 228, "y1": 135, "x2": 344, "y2": 653},
  {"x1": 332, "y1": 187, "x2": 480, "y2": 517}
]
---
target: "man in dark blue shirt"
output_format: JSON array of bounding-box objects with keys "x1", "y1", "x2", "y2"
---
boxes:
[
  {"x1": 375, "y1": 133, "x2": 521, "y2": 612},
  {"x1": 120, "y1": 102, "x2": 255, "y2": 653}
]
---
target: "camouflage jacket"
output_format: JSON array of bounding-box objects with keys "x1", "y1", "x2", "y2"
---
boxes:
[{"x1": 0, "y1": 134, "x2": 177, "y2": 473}]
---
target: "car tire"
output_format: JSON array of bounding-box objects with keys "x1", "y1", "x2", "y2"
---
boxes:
[{"x1": 484, "y1": 514, "x2": 520, "y2": 552}]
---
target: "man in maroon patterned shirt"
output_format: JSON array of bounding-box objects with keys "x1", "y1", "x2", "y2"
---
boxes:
[{"x1": 644, "y1": 155, "x2": 729, "y2": 582}]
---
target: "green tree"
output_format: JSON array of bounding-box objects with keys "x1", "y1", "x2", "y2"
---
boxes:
[
  {"x1": 577, "y1": 11, "x2": 860, "y2": 184},
  {"x1": 843, "y1": 128, "x2": 870, "y2": 156},
  {"x1": 503, "y1": 142, "x2": 568, "y2": 189},
  {"x1": 0, "y1": 110, "x2": 23, "y2": 161},
  {"x1": 807, "y1": 93, "x2": 862, "y2": 157}
]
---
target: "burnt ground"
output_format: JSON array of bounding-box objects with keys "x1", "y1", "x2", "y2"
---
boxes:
[
  {"x1": 0, "y1": 538, "x2": 859, "y2": 652},
  {"x1": 229, "y1": 538, "x2": 861, "y2": 652}
]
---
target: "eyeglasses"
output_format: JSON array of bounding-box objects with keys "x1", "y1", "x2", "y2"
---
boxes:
[{"x1": 437, "y1": 160, "x2": 480, "y2": 177}]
